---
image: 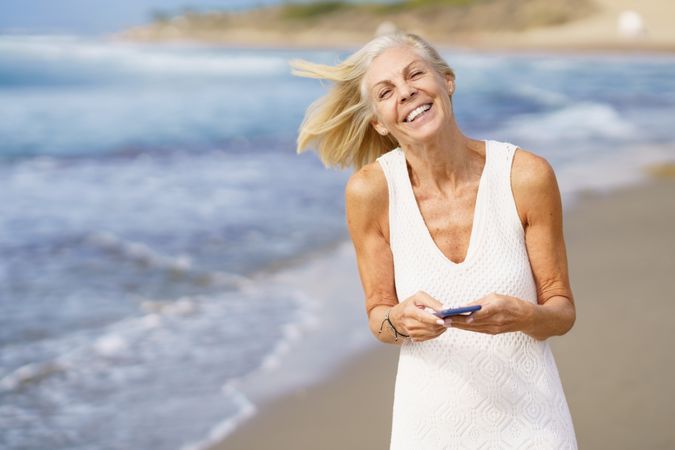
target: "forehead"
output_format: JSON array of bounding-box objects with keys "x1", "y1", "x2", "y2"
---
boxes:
[{"x1": 364, "y1": 45, "x2": 428, "y2": 88}]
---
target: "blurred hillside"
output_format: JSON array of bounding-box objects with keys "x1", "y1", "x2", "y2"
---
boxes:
[
  {"x1": 115, "y1": 0, "x2": 675, "y2": 52},
  {"x1": 114, "y1": 0, "x2": 593, "y2": 46}
]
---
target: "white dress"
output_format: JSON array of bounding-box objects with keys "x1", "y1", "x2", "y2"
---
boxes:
[{"x1": 376, "y1": 140, "x2": 578, "y2": 449}]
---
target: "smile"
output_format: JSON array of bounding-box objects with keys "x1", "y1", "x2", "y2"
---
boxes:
[{"x1": 404, "y1": 103, "x2": 432, "y2": 123}]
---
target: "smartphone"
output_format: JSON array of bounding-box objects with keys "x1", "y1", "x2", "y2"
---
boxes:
[{"x1": 434, "y1": 305, "x2": 481, "y2": 319}]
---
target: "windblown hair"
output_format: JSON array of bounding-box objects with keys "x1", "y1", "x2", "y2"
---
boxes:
[{"x1": 289, "y1": 31, "x2": 456, "y2": 171}]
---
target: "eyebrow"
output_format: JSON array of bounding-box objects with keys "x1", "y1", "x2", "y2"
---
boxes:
[{"x1": 371, "y1": 59, "x2": 425, "y2": 92}]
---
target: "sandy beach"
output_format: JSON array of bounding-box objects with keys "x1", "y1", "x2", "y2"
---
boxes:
[
  {"x1": 212, "y1": 165, "x2": 675, "y2": 450},
  {"x1": 450, "y1": 0, "x2": 675, "y2": 53}
]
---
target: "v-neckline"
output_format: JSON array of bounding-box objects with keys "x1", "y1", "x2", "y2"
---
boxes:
[{"x1": 400, "y1": 139, "x2": 490, "y2": 267}]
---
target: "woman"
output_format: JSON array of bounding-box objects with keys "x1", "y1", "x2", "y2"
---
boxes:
[{"x1": 291, "y1": 32, "x2": 577, "y2": 449}]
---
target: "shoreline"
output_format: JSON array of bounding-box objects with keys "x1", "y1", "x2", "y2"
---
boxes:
[
  {"x1": 104, "y1": 32, "x2": 675, "y2": 56},
  {"x1": 207, "y1": 162, "x2": 675, "y2": 450}
]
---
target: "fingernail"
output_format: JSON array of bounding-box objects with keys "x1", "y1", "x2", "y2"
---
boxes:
[
  {"x1": 467, "y1": 317, "x2": 474, "y2": 323},
  {"x1": 436, "y1": 319, "x2": 444, "y2": 325},
  {"x1": 445, "y1": 319, "x2": 452, "y2": 328}
]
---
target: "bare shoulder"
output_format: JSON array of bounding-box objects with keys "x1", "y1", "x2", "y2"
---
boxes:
[
  {"x1": 345, "y1": 160, "x2": 388, "y2": 234},
  {"x1": 511, "y1": 147, "x2": 557, "y2": 188},
  {"x1": 510, "y1": 146, "x2": 561, "y2": 227},
  {"x1": 345, "y1": 160, "x2": 388, "y2": 211}
]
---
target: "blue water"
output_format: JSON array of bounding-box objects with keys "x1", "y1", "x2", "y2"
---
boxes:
[{"x1": 1, "y1": 34, "x2": 674, "y2": 450}]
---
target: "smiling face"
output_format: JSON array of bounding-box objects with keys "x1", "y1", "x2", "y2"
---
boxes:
[{"x1": 363, "y1": 45, "x2": 455, "y2": 146}]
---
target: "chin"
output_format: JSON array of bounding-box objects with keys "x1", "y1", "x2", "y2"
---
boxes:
[{"x1": 404, "y1": 123, "x2": 444, "y2": 143}]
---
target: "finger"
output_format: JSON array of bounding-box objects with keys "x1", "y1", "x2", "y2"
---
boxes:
[
  {"x1": 443, "y1": 316, "x2": 473, "y2": 326},
  {"x1": 447, "y1": 310, "x2": 484, "y2": 327},
  {"x1": 461, "y1": 303, "x2": 488, "y2": 320},
  {"x1": 463, "y1": 297, "x2": 490, "y2": 311},
  {"x1": 400, "y1": 319, "x2": 438, "y2": 336},
  {"x1": 449, "y1": 312, "x2": 476, "y2": 324},
  {"x1": 415, "y1": 309, "x2": 446, "y2": 326},
  {"x1": 414, "y1": 291, "x2": 445, "y2": 311},
  {"x1": 401, "y1": 303, "x2": 442, "y2": 325},
  {"x1": 412, "y1": 326, "x2": 447, "y2": 342}
]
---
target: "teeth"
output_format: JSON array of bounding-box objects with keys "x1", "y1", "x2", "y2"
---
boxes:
[{"x1": 406, "y1": 104, "x2": 432, "y2": 123}]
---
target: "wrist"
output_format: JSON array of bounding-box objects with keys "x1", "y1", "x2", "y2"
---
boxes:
[
  {"x1": 387, "y1": 304, "x2": 399, "y2": 328},
  {"x1": 387, "y1": 307, "x2": 409, "y2": 337},
  {"x1": 378, "y1": 306, "x2": 409, "y2": 341}
]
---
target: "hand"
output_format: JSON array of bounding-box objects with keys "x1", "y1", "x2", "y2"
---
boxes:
[
  {"x1": 389, "y1": 291, "x2": 447, "y2": 342},
  {"x1": 447, "y1": 292, "x2": 533, "y2": 335}
]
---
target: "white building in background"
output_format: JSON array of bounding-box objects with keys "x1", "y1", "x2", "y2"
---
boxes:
[{"x1": 617, "y1": 10, "x2": 647, "y2": 39}]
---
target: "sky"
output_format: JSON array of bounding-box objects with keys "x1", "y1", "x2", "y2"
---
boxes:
[
  {"x1": 0, "y1": 0, "x2": 285, "y2": 35},
  {"x1": 0, "y1": 0, "x2": 394, "y2": 35}
]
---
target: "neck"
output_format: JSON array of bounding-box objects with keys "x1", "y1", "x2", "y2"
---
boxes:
[{"x1": 400, "y1": 120, "x2": 483, "y2": 195}]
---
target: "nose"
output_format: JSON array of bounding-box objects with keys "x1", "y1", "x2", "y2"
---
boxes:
[{"x1": 399, "y1": 82, "x2": 417, "y2": 103}]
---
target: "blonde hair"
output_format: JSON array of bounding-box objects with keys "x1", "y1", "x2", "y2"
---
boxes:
[{"x1": 289, "y1": 31, "x2": 456, "y2": 171}]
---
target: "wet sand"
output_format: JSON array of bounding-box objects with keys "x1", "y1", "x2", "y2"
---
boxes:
[{"x1": 212, "y1": 170, "x2": 675, "y2": 450}]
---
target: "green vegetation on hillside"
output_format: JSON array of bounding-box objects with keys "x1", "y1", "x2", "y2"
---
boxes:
[
  {"x1": 373, "y1": 0, "x2": 479, "y2": 13},
  {"x1": 280, "y1": 1, "x2": 350, "y2": 20},
  {"x1": 279, "y1": 0, "x2": 482, "y2": 19}
]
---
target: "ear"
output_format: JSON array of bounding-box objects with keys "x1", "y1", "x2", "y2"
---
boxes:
[
  {"x1": 445, "y1": 73, "x2": 455, "y2": 96},
  {"x1": 370, "y1": 117, "x2": 389, "y2": 136}
]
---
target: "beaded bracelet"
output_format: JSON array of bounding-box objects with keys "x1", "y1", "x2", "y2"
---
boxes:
[{"x1": 378, "y1": 308, "x2": 410, "y2": 342}]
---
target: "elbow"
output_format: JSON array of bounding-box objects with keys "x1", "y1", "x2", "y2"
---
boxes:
[
  {"x1": 561, "y1": 294, "x2": 576, "y2": 334},
  {"x1": 369, "y1": 326, "x2": 387, "y2": 344},
  {"x1": 563, "y1": 304, "x2": 576, "y2": 335},
  {"x1": 554, "y1": 300, "x2": 576, "y2": 338},
  {"x1": 529, "y1": 296, "x2": 576, "y2": 341}
]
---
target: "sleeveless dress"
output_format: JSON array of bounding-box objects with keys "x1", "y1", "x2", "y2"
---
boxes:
[{"x1": 375, "y1": 140, "x2": 578, "y2": 449}]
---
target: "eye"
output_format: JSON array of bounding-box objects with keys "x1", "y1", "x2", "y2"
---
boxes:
[
  {"x1": 378, "y1": 89, "x2": 391, "y2": 100},
  {"x1": 410, "y1": 70, "x2": 424, "y2": 79}
]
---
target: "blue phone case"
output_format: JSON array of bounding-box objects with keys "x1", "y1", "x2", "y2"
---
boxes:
[{"x1": 434, "y1": 305, "x2": 481, "y2": 319}]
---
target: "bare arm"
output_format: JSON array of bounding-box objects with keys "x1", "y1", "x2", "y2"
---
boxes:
[
  {"x1": 450, "y1": 148, "x2": 576, "y2": 341},
  {"x1": 345, "y1": 163, "x2": 446, "y2": 344},
  {"x1": 513, "y1": 148, "x2": 576, "y2": 340}
]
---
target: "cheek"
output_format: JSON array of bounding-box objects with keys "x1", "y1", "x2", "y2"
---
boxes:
[
  {"x1": 383, "y1": 101, "x2": 400, "y2": 122},
  {"x1": 373, "y1": 108, "x2": 389, "y2": 125},
  {"x1": 437, "y1": 96, "x2": 453, "y2": 117},
  {"x1": 371, "y1": 108, "x2": 390, "y2": 126}
]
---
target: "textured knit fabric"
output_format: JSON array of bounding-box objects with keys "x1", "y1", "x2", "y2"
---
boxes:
[{"x1": 376, "y1": 140, "x2": 577, "y2": 449}]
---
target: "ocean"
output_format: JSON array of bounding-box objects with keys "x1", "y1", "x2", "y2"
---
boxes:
[{"x1": 1, "y1": 34, "x2": 674, "y2": 450}]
